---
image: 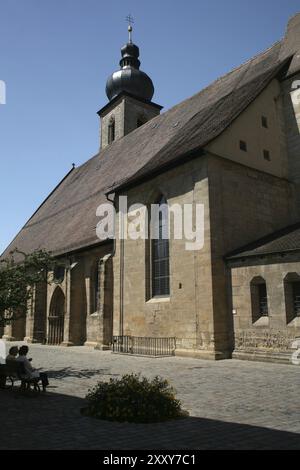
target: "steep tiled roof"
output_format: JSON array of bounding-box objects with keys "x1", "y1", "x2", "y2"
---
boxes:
[
  {"x1": 226, "y1": 222, "x2": 300, "y2": 260},
  {"x1": 1, "y1": 34, "x2": 296, "y2": 259}
]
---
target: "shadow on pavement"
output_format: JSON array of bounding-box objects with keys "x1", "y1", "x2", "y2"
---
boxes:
[
  {"x1": 0, "y1": 387, "x2": 299, "y2": 450},
  {"x1": 46, "y1": 367, "x2": 120, "y2": 380}
]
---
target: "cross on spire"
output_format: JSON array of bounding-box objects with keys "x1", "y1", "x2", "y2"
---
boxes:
[
  {"x1": 126, "y1": 14, "x2": 134, "y2": 27},
  {"x1": 125, "y1": 14, "x2": 134, "y2": 43}
]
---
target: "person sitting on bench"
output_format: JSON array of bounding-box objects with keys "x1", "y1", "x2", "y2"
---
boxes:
[
  {"x1": 6, "y1": 346, "x2": 19, "y2": 364},
  {"x1": 17, "y1": 346, "x2": 49, "y2": 392}
]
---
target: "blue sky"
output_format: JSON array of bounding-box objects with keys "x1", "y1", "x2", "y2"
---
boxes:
[{"x1": 0, "y1": 0, "x2": 299, "y2": 254}]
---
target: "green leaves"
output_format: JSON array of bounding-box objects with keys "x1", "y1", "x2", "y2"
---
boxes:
[
  {"x1": 0, "y1": 249, "x2": 56, "y2": 326},
  {"x1": 84, "y1": 373, "x2": 187, "y2": 423}
]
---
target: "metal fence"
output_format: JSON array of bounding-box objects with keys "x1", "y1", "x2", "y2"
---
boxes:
[{"x1": 112, "y1": 336, "x2": 176, "y2": 357}]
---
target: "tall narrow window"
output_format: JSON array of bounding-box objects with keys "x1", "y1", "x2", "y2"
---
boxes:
[
  {"x1": 90, "y1": 263, "x2": 100, "y2": 313},
  {"x1": 108, "y1": 118, "x2": 115, "y2": 145},
  {"x1": 151, "y1": 196, "x2": 170, "y2": 297},
  {"x1": 292, "y1": 282, "x2": 300, "y2": 317},
  {"x1": 258, "y1": 284, "x2": 269, "y2": 317},
  {"x1": 250, "y1": 277, "x2": 269, "y2": 323},
  {"x1": 284, "y1": 273, "x2": 300, "y2": 323}
]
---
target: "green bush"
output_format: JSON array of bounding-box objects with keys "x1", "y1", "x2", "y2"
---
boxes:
[{"x1": 82, "y1": 373, "x2": 188, "y2": 423}]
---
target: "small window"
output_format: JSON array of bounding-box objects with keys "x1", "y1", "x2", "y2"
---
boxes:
[
  {"x1": 137, "y1": 116, "x2": 147, "y2": 128},
  {"x1": 239, "y1": 140, "x2": 247, "y2": 152},
  {"x1": 263, "y1": 150, "x2": 271, "y2": 161},
  {"x1": 108, "y1": 118, "x2": 115, "y2": 145},
  {"x1": 250, "y1": 277, "x2": 269, "y2": 323},
  {"x1": 262, "y1": 116, "x2": 268, "y2": 128}
]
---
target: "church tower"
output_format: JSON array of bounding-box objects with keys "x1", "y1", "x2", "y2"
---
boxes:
[{"x1": 98, "y1": 24, "x2": 163, "y2": 149}]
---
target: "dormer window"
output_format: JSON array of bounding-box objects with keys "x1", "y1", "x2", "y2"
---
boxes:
[{"x1": 108, "y1": 117, "x2": 115, "y2": 144}]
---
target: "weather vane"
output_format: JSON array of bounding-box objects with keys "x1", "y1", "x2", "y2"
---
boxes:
[{"x1": 125, "y1": 14, "x2": 134, "y2": 43}]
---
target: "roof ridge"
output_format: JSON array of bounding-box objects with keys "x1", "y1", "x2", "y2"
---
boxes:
[
  {"x1": 160, "y1": 40, "x2": 282, "y2": 114},
  {"x1": 212, "y1": 40, "x2": 282, "y2": 82},
  {"x1": 85, "y1": 41, "x2": 282, "y2": 171}
]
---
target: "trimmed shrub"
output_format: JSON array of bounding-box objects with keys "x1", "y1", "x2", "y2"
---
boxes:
[{"x1": 82, "y1": 373, "x2": 188, "y2": 423}]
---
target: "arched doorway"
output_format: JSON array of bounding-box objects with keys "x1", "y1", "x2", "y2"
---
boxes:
[{"x1": 48, "y1": 287, "x2": 65, "y2": 345}]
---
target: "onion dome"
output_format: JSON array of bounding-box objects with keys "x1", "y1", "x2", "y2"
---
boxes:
[{"x1": 106, "y1": 26, "x2": 154, "y2": 102}]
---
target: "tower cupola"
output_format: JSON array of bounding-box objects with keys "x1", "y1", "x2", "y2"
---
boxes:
[
  {"x1": 98, "y1": 23, "x2": 162, "y2": 150},
  {"x1": 105, "y1": 27, "x2": 154, "y2": 102}
]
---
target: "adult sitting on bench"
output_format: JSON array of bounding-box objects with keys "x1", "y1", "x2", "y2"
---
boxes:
[
  {"x1": 0, "y1": 346, "x2": 19, "y2": 388},
  {"x1": 17, "y1": 345, "x2": 49, "y2": 392},
  {"x1": 6, "y1": 346, "x2": 19, "y2": 364}
]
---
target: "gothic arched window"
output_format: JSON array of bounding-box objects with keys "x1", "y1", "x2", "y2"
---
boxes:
[
  {"x1": 151, "y1": 195, "x2": 170, "y2": 297},
  {"x1": 108, "y1": 117, "x2": 115, "y2": 145}
]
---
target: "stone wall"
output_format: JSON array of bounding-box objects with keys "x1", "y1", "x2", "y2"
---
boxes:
[
  {"x1": 229, "y1": 258, "x2": 300, "y2": 363},
  {"x1": 112, "y1": 155, "x2": 223, "y2": 359},
  {"x1": 281, "y1": 72, "x2": 300, "y2": 212},
  {"x1": 100, "y1": 94, "x2": 161, "y2": 149},
  {"x1": 2, "y1": 243, "x2": 114, "y2": 348},
  {"x1": 206, "y1": 154, "x2": 297, "y2": 357},
  {"x1": 206, "y1": 79, "x2": 288, "y2": 179}
]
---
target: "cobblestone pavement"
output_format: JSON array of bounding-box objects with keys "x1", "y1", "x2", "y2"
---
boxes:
[{"x1": 0, "y1": 342, "x2": 300, "y2": 450}]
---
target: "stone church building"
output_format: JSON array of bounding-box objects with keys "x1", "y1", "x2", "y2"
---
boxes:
[{"x1": 2, "y1": 15, "x2": 300, "y2": 364}]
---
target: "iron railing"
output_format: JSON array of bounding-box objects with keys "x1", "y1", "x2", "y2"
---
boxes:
[{"x1": 112, "y1": 336, "x2": 176, "y2": 357}]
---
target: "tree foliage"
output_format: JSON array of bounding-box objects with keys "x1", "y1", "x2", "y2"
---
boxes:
[{"x1": 0, "y1": 250, "x2": 56, "y2": 327}]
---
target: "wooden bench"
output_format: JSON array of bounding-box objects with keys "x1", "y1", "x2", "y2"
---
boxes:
[{"x1": 0, "y1": 361, "x2": 41, "y2": 393}]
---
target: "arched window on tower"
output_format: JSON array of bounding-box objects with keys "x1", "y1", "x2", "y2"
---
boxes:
[
  {"x1": 108, "y1": 117, "x2": 115, "y2": 145},
  {"x1": 137, "y1": 115, "x2": 147, "y2": 128},
  {"x1": 151, "y1": 195, "x2": 170, "y2": 297}
]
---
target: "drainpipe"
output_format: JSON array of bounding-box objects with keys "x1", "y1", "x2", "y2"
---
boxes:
[{"x1": 105, "y1": 192, "x2": 124, "y2": 340}]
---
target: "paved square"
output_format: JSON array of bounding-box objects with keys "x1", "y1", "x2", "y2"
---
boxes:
[{"x1": 0, "y1": 342, "x2": 299, "y2": 450}]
